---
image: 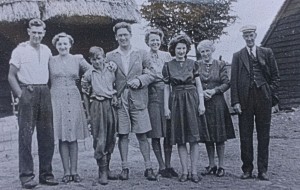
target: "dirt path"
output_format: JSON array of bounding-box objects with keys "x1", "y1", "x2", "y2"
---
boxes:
[{"x1": 0, "y1": 109, "x2": 299, "y2": 190}]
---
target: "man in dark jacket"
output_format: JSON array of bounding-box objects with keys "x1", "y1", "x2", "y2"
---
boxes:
[{"x1": 231, "y1": 25, "x2": 280, "y2": 181}]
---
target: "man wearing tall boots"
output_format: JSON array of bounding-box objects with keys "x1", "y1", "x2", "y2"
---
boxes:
[
  {"x1": 8, "y1": 19, "x2": 58, "y2": 189},
  {"x1": 231, "y1": 25, "x2": 280, "y2": 181}
]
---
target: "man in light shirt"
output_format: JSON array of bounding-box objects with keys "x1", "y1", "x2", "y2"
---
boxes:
[
  {"x1": 8, "y1": 18, "x2": 58, "y2": 189},
  {"x1": 231, "y1": 25, "x2": 280, "y2": 181},
  {"x1": 106, "y1": 22, "x2": 156, "y2": 181}
]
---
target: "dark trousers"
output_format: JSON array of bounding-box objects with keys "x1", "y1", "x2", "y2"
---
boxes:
[
  {"x1": 238, "y1": 84, "x2": 272, "y2": 174},
  {"x1": 18, "y1": 85, "x2": 55, "y2": 183},
  {"x1": 90, "y1": 99, "x2": 116, "y2": 160}
]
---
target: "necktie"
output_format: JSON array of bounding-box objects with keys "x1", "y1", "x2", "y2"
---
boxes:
[{"x1": 249, "y1": 47, "x2": 257, "y2": 61}]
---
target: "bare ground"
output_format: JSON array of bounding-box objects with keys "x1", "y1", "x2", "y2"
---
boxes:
[{"x1": 0, "y1": 108, "x2": 299, "y2": 190}]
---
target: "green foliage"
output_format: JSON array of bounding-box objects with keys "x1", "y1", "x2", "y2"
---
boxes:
[{"x1": 141, "y1": 0, "x2": 237, "y2": 46}]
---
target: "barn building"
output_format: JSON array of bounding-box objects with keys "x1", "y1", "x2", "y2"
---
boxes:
[{"x1": 261, "y1": 0, "x2": 300, "y2": 109}]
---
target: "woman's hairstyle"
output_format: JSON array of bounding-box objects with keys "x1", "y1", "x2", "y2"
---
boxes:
[
  {"x1": 89, "y1": 46, "x2": 105, "y2": 58},
  {"x1": 113, "y1": 22, "x2": 132, "y2": 35},
  {"x1": 28, "y1": 18, "x2": 46, "y2": 29},
  {"x1": 52, "y1": 32, "x2": 74, "y2": 46},
  {"x1": 144, "y1": 28, "x2": 164, "y2": 46},
  {"x1": 168, "y1": 34, "x2": 192, "y2": 57},
  {"x1": 197, "y1": 39, "x2": 215, "y2": 53}
]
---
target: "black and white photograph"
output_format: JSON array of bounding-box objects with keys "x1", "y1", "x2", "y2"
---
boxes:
[{"x1": 0, "y1": 0, "x2": 299, "y2": 189}]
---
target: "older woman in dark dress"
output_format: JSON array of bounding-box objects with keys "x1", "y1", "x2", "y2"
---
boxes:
[
  {"x1": 163, "y1": 34, "x2": 210, "y2": 183},
  {"x1": 197, "y1": 40, "x2": 235, "y2": 177},
  {"x1": 145, "y1": 28, "x2": 178, "y2": 178}
]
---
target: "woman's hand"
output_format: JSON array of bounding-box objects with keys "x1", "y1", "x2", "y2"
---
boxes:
[
  {"x1": 164, "y1": 107, "x2": 171, "y2": 119},
  {"x1": 233, "y1": 103, "x2": 242, "y2": 115},
  {"x1": 198, "y1": 104, "x2": 205, "y2": 115},
  {"x1": 203, "y1": 90, "x2": 211, "y2": 100},
  {"x1": 127, "y1": 79, "x2": 141, "y2": 89},
  {"x1": 204, "y1": 89, "x2": 216, "y2": 100}
]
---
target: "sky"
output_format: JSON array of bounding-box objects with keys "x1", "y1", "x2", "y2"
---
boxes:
[{"x1": 131, "y1": 0, "x2": 285, "y2": 62}]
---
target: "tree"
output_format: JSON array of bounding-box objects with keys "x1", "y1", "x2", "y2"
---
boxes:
[{"x1": 141, "y1": 0, "x2": 237, "y2": 58}]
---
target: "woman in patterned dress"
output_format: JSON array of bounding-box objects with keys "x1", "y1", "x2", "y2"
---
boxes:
[
  {"x1": 145, "y1": 28, "x2": 178, "y2": 178},
  {"x1": 197, "y1": 40, "x2": 235, "y2": 177},
  {"x1": 49, "y1": 32, "x2": 91, "y2": 183},
  {"x1": 162, "y1": 34, "x2": 210, "y2": 183}
]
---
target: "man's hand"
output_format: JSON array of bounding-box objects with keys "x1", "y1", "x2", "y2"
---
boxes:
[
  {"x1": 127, "y1": 79, "x2": 141, "y2": 89},
  {"x1": 233, "y1": 103, "x2": 242, "y2": 114},
  {"x1": 164, "y1": 107, "x2": 171, "y2": 119},
  {"x1": 111, "y1": 95, "x2": 118, "y2": 106}
]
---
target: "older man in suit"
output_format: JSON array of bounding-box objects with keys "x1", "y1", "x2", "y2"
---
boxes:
[
  {"x1": 231, "y1": 25, "x2": 280, "y2": 180},
  {"x1": 106, "y1": 22, "x2": 156, "y2": 181}
]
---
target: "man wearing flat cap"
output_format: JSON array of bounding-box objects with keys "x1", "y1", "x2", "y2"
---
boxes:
[{"x1": 230, "y1": 25, "x2": 280, "y2": 180}]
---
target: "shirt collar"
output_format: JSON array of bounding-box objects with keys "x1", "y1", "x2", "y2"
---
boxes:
[
  {"x1": 246, "y1": 45, "x2": 257, "y2": 54},
  {"x1": 91, "y1": 65, "x2": 107, "y2": 73},
  {"x1": 113, "y1": 46, "x2": 138, "y2": 56}
]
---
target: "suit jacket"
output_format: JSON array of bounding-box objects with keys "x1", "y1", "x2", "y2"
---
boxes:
[
  {"x1": 230, "y1": 46, "x2": 280, "y2": 109},
  {"x1": 106, "y1": 48, "x2": 155, "y2": 110}
]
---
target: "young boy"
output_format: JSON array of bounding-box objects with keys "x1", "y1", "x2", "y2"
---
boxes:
[{"x1": 82, "y1": 46, "x2": 118, "y2": 185}]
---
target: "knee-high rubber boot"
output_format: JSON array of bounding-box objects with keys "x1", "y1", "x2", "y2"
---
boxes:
[
  {"x1": 98, "y1": 156, "x2": 108, "y2": 185},
  {"x1": 107, "y1": 154, "x2": 118, "y2": 180}
]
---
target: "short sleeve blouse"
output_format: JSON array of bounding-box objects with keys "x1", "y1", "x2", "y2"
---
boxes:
[{"x1": 162, "y1": 58, "x2": 199, "y2": 86}]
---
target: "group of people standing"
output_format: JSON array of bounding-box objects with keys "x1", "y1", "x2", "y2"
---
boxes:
[{"x1": 8, "y1": 18, "x2": 279, "y2": 189}]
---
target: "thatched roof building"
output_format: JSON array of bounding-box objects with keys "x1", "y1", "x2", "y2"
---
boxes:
[
  {"x1": 261, "y1": 0, "x2": 300, "y2": 109},
  {"x1": 0, "y1": 0, "x2": 141, "y2": 116},
  {"x1": 0, "y1": 0, "x2": 140, "y2": 23}
]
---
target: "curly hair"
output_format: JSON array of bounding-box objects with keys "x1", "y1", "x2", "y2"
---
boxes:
[
  {"x1": 113, "y1": 22, "x2": 132, "y2": 35},
  {"x1": 144, "y1": 28, "x2": 164, "y2": 46},
  {"x1": 52, "y1": 32, "x2": 74, "y2": 46},
  {"x1": 197, "y1": 39, "x2": 215, "y2": 53},
  {"x1": 168, "y1": 34, "x2": 192, "y2": 57}
]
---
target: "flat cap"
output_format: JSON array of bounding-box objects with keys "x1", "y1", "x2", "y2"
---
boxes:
[{"x1": 240, "y1": 25, "x2": 257, "y2": 33}]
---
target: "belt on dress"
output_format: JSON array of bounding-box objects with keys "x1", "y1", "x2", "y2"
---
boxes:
[{"x1": 173, "y1": 84, "x2": 196, "y2": 91}]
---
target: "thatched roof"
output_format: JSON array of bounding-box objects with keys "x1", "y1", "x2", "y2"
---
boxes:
[
  {"x1": 148, "y1": 0, "x2": 216, "y2": 4},
  {"x1": 0, "y1": 0, "x2": 141, "y2": 23}
]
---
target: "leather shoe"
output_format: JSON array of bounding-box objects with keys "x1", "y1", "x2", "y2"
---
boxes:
[
  {"x1": 178, "y1": 174, "x2": 188, "y2": 182},
  {"x1": 21, "y1": 179, "x2": 38, "y2": 189},
  {"x1": 216, "y1": 167, "x2": 225, "y2": 177},
  {"x1": 258, "y1": 172, "x2": 269, "y2": 181},
  {"x1": 166, "y1": 167, "x2": 179, "y2": 177},
  {"x1": 144, "y1": 168, "x2": 156, "y2": 181},
  {"x1": 190, "y1": 174, "x2": 201, "y2": 183},
  {"x1": 39, "y1": 177, "x2": 59, "y2": 186},
  {"x1": 119, "y1": 168, "x2": 129, "y2": 180},
  {"x1": 240, "y1": 172, "x2": 252, "y2": 179},
  {"x1": 72, "y1": 174, "x2": 82, "y2": 183},
  {"x1": 107, "y1": 170, "x2": 119, "y2": 180},
  {"x1": 61, "y1": 175, "x2": 72, "y2": 183},
  {"x1": 201, "y1": 165, "x2": 217, "y2": 176},
  {"x1": 158, "y1": 169, "x2": 172, "y2": 178}
]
